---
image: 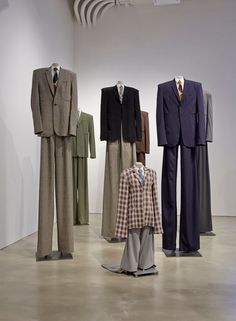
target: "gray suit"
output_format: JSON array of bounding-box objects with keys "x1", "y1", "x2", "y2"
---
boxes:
[
  {"x1": 31, "y1": 67, "x2": 77, "y2": 258},
  {"x1": 196, "y1": 91, "x2": 213, "y2": 233},
  {"x1": 72, "y1": 112, "x2": 96, "y2": 225}
]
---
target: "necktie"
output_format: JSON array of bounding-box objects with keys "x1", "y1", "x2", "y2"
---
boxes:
[
  {"x1": 178, "y1": 80, "x2": 183, "y2": 101},
  {"x1": 119, "y1": 86, "x2": 123, "y2": 103},
  {"x1": 53, "y1": 67, "x2": 59, "y2": 84},
  {"x1": 138, "y1": 168, "x2": 144, "y2": 183}
]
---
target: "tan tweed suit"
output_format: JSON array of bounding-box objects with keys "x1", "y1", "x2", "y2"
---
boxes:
[{"x1": 31, "y1": 67, "x2": 77, "y2": 258}]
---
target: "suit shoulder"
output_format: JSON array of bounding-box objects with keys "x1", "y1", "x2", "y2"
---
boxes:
[
  {"x1": 82, "y1": 112, "x2": 93, "y2": 119},
  {"x1": 33, "y1": 68, "x2": 47, "y2": 74},
  {"x1": 101, "y1": 86, "x2": 114, "y2": 92},
  {"x1": 126, "y1": 86, "x2": 139, "y2": 93},
  {"x1": 158, "y1": 80, "x2": 173, "y2": 88},
  {"x1": 186, "y1": 80, "x2": 202, "y2": 88},
  {"x1": 62, "y1": 68, "x2": 76, "y2": 77}
]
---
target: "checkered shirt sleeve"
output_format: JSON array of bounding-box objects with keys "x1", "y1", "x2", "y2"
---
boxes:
[{"x1": 115, "y1": 170, "x2": 129, "y2": 238}]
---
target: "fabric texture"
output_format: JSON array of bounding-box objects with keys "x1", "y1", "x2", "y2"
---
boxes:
[{"x1": 115, "y1": 167, "x2": 163, "y2": 238}]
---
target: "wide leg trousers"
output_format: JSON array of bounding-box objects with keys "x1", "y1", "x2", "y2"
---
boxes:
[
  {"x1": 72, "y1": 157, "x2": 89, "y2": 225},
  {"x1": 102, "y1": 137, "x2": 136, "y2": 240},
  {"x1": 37, "y1": 136, "x2": 74, "y2": 257},
  {"x1": 161, "y1": 144, "x2": 200, "y2": 252},
  {"x1": 120, "y1": 227, "x2": 154, "y2": 272}
]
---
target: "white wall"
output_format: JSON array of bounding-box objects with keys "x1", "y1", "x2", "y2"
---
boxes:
[
  {"x1": 75, "y1": 0, "x2": 236, "y2": 216},
  {"x1": 0, "y1": 0, "x2": 75, "y2": 249}
]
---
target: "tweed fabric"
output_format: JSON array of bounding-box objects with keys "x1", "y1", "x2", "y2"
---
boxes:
[{"x1": 115, "y1": 167, "x2": 163, "y2": 238}]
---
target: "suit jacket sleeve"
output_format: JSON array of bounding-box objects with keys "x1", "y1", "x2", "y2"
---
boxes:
[
  {"x1": 69, "y1": 73, "x2": 78, "y2": 136},
  {"x1": 196, "y1": 83, "x2": 206, "y2": 145},
  {"x1": 100, "y1": 89, "x2": 108, "y2": 141},
  {"x1": 31, "y1": 71, "x2": 43, "y2": 135},
  {"x1": 89, "y1": 115, "x2": 96, "y2": 158},
  {"x1": 115, "y1": 171, "x2": 129, "y2": 238},
  {"x1": 152, "y1": 171, "x2": 163, "y2": 234},
  {"x1": 156, "y1": 85, "x2": 167, "y2": 146},
  {"x1": 206, "y1": 93, "x2": 213, "y2": 142},
  {"x1": 144, "y1": 112, "x2": 150, "y2": 154},
  {"x1": 135, "y1": 90, "x2": 142, "y2": 141}
]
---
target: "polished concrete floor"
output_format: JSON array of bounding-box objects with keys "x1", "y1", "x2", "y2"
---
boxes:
[{"x1": 0, "y1": 215, "x2": 236, "y2": 321}]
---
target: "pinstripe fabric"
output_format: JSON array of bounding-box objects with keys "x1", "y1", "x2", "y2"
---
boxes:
[{"x1": 115, "y1": 167, "x2": 163, "y2": 238}]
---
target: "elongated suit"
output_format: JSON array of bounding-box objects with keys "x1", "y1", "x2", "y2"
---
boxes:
[
  {"x1": 115, "y1": 167, "x2": 162, "y2": 272},
  {"x1": 100, "y1": 85, "x2": 141, "y2": 240},
  {"x1": 72, "y1": 111, "x2": 96, "y2": 225},
  {"x1": 196, "y1": 91, "x2": 213, "y2": 233},
  {"x1": 156, "y1": 79, "x2": 205, "y2": 252},
  {"x1": 31, "y1": 67, "x2": 77, "y2": 258}
]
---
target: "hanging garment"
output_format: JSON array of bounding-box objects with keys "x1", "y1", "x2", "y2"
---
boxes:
[
  {"x1": 156, "y1": 79, "x2": 205, "y2": 252},
  {"x1": 72, "y1": 111, "x2": 96, "y2": 225},
  {"x1": 100, "y1": 85, "x2": 142, "y2": 240},
  {"x1": 31, "y1": 67, "x2": 77, "y2": 257},
  {"x1": 136, "y1": 111, "x2": 150, "y2": 166},
  {"x1": 196, "y1": 91, "x2": 213, "y2": 233}
]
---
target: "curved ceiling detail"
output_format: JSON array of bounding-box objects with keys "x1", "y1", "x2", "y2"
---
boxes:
[{"x1": 74, "y1": 0, "x2": 115, "y2": 28}]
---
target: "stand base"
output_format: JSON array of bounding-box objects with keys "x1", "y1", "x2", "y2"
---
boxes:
[
  {"x1": 162, "y1": 249, "x2": 202, "y2": 257},
  {"x1": 102, "y1": 264, "x2": 158, "y2": 277},
  {"x1": 36, "y1": 251, "x2": 73, "y2": 262},
  {"x1": 200, "y1": 231, "x2": 216, "y2": 236},
  {"x1": 104, "y1": 237, "x2": 126, "y2": 243}
]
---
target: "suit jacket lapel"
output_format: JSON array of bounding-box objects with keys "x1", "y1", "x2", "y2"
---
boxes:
[
  {"x1": 45, "y1": 68, "x2": 54, "y2": 96},
  {"x1": 113, "y1": 86, "x2": 120, "y2": 103},
  {"x1": 171, "y1": 79, "x2": 180, "y2": 101}
]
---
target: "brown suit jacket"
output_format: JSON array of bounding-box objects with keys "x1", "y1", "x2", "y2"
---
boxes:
[
  {"x1": 115, "y1": 167, "x2": 163, "y2": 238},
  {"x1": 136, "y1": 111, "x2": 150, "y2": 154},
  {"x1": 31, "y1": 67, "x2": 77, "y2": 137}
]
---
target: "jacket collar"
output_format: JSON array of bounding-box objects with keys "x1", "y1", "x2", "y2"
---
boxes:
[{"x1": 113, "y1": 85, "x2": 127, "y2": 104}]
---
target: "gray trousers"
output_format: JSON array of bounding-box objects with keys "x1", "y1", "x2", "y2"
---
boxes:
[
  {"x1": 196, "y1": 143, "x2": 213, "y2": 233},
  {"x1": 121, "y1": 227, "x2": 155, "y2": 272},
  {"x1": 102, "y1": 136, "x2": 136, "y2": 239},
  {"x1": 37, "y1": 136, "x2": 74, "y2": 257}
]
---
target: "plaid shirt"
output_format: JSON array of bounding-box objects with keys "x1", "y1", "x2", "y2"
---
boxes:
[{"x1": 115, "y1": 167, "x2": 163, "y2": 238}]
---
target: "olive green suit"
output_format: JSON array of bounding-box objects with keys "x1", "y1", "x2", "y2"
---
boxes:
[{"x1": 72, "y1": 112, "x2": 96, "y2": 225}]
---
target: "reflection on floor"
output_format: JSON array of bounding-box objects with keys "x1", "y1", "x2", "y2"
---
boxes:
[{"x1": 0, "y1": 215, "x2": 236, "y2": 321}]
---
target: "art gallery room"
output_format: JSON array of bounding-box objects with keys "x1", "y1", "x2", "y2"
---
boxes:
[{"x1": 0, "y1": 0, "x2": 236, "y2": 320}]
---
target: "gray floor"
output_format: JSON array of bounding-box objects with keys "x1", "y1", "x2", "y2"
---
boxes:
[{"x1": 0, "y1": 215, "x2": 236, "y2": 321}]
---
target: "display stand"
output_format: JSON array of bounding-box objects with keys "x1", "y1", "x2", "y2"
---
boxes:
[
  {"x1": 36, "y1": 251, "x2": 73, "y2": 262},
  {"x1": 200, "y1": 232, "x2": 216, "y2": 236},
  {"x1": 102, "y1": 264, "x2": 158, "y2": 277},
  {"x1": 162, "y1": 249, "x2": 202, "y2": 257}
]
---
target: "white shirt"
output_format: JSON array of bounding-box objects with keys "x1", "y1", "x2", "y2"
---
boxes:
[{"x1": 175, "y1": 76, "x2": 184, "y2": 95}]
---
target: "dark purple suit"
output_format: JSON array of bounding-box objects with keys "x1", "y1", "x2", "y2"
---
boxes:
[{"x1": 156, "y1": 79, "x2": 205, "y2": 252}]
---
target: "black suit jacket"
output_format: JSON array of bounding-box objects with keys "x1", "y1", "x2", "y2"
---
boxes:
[
  {"x1": 156, "y1": 79, "x2": 205, "y2": 147},
  {"x1": 100, "y1": 86, "x2": 142, "y2": 142}
]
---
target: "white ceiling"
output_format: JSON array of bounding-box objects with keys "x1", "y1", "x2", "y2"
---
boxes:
[{"x1": 74, "y1": 0, "x2": 181, "y2": 28}]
